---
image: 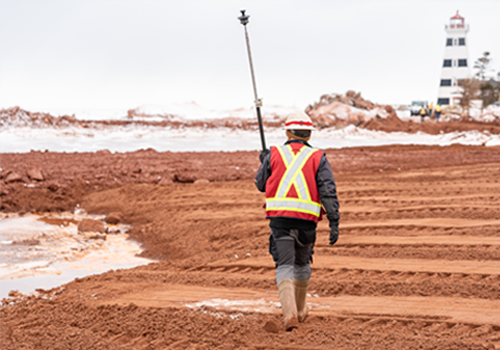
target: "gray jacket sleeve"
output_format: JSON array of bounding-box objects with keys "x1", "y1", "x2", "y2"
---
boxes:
[
  {"x1": 255, "y1": 153, "x2": 271, "y2": 193},
  {"x1": 316, "y1": 154, "x2": 340, "y2": 224}
]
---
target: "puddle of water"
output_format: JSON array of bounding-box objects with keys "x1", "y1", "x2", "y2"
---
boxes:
[{"x1": 0, "y1": 211, "x2": 153, "y2": 298}]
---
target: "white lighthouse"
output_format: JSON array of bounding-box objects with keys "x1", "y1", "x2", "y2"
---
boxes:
[{"x1": 437, "y1": 11, "x2": 472, "y2": 106}]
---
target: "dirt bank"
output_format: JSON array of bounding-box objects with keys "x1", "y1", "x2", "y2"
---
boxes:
[
  {"x1": 361, "y1": 111, "x2": 500, "y2": 134},
  {"x1": 2, "y1": 145, "x2": 500, "y2": 349}
]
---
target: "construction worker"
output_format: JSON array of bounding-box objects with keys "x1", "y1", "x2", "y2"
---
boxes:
[
  {"x1": 255, "y1": 111, "x2": 340, "y2": 331},
  {"x1": 428, "y1": 102, "x2": 434, "y2": 119},
  {"x1": 419, "y1": 106, "x2": 427, "y2": 122},
  {"x1": 435, "y1": 103, "x2": 442, "y2": 121}
]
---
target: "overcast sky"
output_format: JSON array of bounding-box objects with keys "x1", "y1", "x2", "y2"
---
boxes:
[{"x1": 1, "y1": 0, "x2": 499, "y2": 112}]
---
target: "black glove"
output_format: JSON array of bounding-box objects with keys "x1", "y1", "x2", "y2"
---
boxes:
[
  {"x1": 259, "y1": 149, "x2": 270, "y2": 163},
  {"x1": 329, "y1": 221, "x2": 339, "y2": 245}
]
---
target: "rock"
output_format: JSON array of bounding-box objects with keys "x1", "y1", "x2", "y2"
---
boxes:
[
  {"x1": 174, "y1": 173, "x2": 195, "y2": 183},
  {"x1": 263, "y1": 320, "x2": 281, "y2": 333},
  {"x1": 0, "y1": 183, "x2": 9, "y2": 196},
  {"x1": 346, "y1": 90, "x2": 356, "y2": 98},
  {"x1": 8, "y1": 290, "x2": 23, "y2": 298},
  {"x1": 153, "y1": 175, "x2": 162, "y2": 184},
  {"x1": 47, "y1": 182, "x2": 59, "y2": 192},
  {"x1": 384, "y1": 105, "x2": 394, "y2": 113},
  {"x1": 143, "y1": 175, "x2": 159, "y2": 184},
  {"x1": 107, "y1": 227, "x2": 121, "y2": 234},
  {"x1": 27, "y1": 168, "x2": 44, "y2": 181},
  {"x1": 127, "y1": 109, "x2": 136, "y2": 119},
  {"x1": 78, "y1": 219, "x2": 106, "y2": 234},
  {"x1": 4, "y1": 172, "x2": 23, "y2": 183},
  {"x1": 310, "y1": 114, "x2": 335, "y2": 128},
  {"x1": 105, "y1": 212, "x2": 122, "y2": 224},
  {"x1": 339, "y1": 96, "x2": 354, "y2": 106},
  {"x1": 132, "y1": 165, "x2": 142, "y2": 174},
  {"x1": 354, "y1": 98, "x2": 370, "y2": 109},
  {"x1": 158, "y1": 177, "x2": 173, "y2": 185},
  {"x1": 194, "y1": 179, "x2": 210, "y2": 184},
  {"x1": 88, "y1": 234, "x2": 107, "y2": 240}
]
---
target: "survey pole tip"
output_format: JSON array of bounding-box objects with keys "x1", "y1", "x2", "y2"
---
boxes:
[{"x1": 238, "y1": 9, "x2": 249, "y2": 26}]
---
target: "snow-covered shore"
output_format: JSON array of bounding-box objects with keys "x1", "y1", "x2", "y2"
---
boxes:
[
  {"x1": 1, "y1": 102, "x2": 499, "y2": 153},
  {"x1": 2, "y1": 123, "x2": 500, "y2": 154}
]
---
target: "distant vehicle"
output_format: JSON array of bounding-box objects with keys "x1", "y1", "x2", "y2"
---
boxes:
[{"x1": 410, "y1": 101, "x2": 428, "y2": 116}]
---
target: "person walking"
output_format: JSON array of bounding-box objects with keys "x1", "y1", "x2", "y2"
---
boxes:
[
  {"x1": 435, "y1": 104, "x2": 442, "y2": 121},
  {"x1": 428, "y1": 103, "x2": 434, "y2": 119},
  {"x1": 255, "y1": 111, "x2": 340, "y2": 331}
]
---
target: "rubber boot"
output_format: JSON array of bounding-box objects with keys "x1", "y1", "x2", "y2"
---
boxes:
[
  {"x1": 294, "y1": 278, "x2": 309, "y2": 323},
  {"x1": 277, "y1": 279, "x2": 298, "y2": 331}
]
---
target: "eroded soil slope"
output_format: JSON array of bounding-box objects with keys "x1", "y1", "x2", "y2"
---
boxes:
[{"x1": 1, "y1": 145, "x2": 500, "y2": 349}]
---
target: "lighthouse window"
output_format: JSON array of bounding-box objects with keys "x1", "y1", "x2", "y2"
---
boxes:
[
  {"x1": 458, "y1": 38, "x2": 465, "y2": 46},
  {"x1": 458, "y1": 59, "x2": 468, "y2": 67},
  {"x1": 440, "y1": 79, "x2": 452, "y2": 87},
  {"x1": 446, "y1": 38, "x2": 453, "y2": 46},
  {"x1": 443, "y1": 59, "x2": 452, "y2": 67}
]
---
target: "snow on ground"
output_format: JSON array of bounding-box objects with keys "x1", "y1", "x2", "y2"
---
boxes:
[
  {"x1": 11, "y1": 101, "x2": 500, "y2": 124},
  {"x1": 1, "y1": 103, "x2": 500, "y2": 153},
  {"x1": 34, "y1": 108, "x2": 130, "y2": 121},
  {"x1": 38, "y1": 103, "x2": 300, "y2": 123},
  {"x1": 133, "y1": 102, "x2": 298, "y2": 122},
  {"x1": 2, "y1": 124, "x2": 499, "y2": 154},
  {"x1": 479, "y1": 104, "x2": 500, "y2": 122}
]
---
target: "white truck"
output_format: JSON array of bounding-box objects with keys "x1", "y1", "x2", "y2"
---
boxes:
[{"x1": 410, "y1": 101, "x2": 428, "y2": 116}]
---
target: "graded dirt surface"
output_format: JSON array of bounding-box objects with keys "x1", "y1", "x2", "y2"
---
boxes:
[{"x1": 2, "y1": 144, "x2": 500, "y2": 349}]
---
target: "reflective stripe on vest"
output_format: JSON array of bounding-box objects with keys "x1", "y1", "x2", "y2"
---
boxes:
[{"x1": 266, "y1": 145, "x2": 322, "y2": 217}]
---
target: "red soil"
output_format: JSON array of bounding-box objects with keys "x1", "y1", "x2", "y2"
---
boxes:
[{"x1": 1, "y1": 145, "x2": 500, "y2": 349}]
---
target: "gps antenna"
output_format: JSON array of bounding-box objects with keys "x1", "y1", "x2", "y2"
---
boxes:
[{"x1": 238, "y1": 9, "x2": 267, "y2": 151}]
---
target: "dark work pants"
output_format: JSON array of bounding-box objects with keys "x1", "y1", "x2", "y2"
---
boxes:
[{"x1": 269, "y1": 227, "x2": 316, "y2": 283}]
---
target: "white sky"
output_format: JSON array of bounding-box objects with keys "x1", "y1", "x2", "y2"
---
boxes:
[{"x1": 1, "y1": 0, "x2": 499, "y2": 112}]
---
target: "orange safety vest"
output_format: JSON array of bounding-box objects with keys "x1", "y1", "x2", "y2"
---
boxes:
[{"x1": 265, "y1": 143, "x2": 323, "y2": 222}]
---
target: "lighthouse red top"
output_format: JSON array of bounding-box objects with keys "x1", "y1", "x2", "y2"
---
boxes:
[{"x1": 450, "y1": 11, "x2": 464, "y2": 28}]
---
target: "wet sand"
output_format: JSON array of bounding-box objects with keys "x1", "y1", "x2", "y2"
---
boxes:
[{"x1": 1, "y1": 145, "x2": 500, "y2": 349}]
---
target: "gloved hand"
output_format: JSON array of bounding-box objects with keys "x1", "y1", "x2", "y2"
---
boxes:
[
  {"x1": 259, "y1": 149, "x2": 270, "y2": 163},
  {"x1": 329, "y1": 221, "x2": 339, "y2": 245}
]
